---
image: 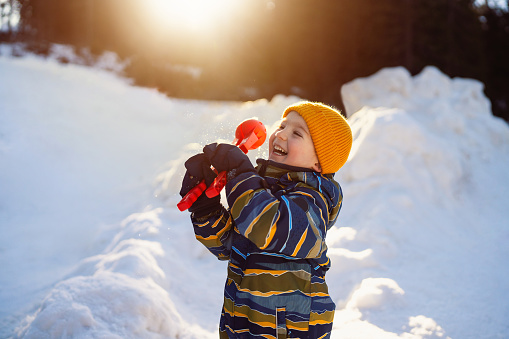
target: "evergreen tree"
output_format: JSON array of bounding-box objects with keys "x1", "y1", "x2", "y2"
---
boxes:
[{"x1": 478, "y1": 3, "x2": 509, "y2": 120}]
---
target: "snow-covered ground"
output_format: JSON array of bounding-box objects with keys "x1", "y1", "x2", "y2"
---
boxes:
[{"x1": 1, "y1": 44, "x2": 508, "y2": 339}]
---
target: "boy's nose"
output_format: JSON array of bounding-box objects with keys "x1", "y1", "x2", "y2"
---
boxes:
[{"x1": 275, "y1": 129, "x2": 287, "y2": 140}]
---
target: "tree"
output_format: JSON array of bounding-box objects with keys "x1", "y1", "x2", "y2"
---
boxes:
[
  {"x1": 478, "y1": 3, "x2": 509, "y2": 120},
  {"x1": 9, "y1": 0, "x2": 508, "y2": 120},
  {"x1": 1, "y1": 0, "x2": 16, "y2": 39}
]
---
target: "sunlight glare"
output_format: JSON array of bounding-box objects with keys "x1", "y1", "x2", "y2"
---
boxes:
[{"x1": 146, "y1": 0, "x2": 239, "y2": 32}]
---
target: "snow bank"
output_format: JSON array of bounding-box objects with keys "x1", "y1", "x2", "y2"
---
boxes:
[
  {"x1": 9, "y1": 84, "x2": 300, "y2": 336},
  {"x1": 0, "y1": 46, "x2": 300, "y2": 338},
  {"x1": 2, "y1": 48, "x2": 509, "y2": 339},
  {"x1": 16, "y1": 208, "x2": 208, "y2": 339},
  {"x1": 328, "y1": 66, "x2": 509, "y2": 338}
]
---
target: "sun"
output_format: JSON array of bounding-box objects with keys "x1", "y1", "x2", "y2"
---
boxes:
[{"x1": 145, "y1": 0, "x2": 239, "y2": 33}]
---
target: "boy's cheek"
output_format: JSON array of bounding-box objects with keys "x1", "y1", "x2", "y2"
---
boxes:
[{"x1": 267, "y1": 134, "x2": 275, "y2": 152}]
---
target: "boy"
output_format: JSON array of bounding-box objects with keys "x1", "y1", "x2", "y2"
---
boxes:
[{"x1": 179, "y1": 101, "x2": 352, "y2": 338}]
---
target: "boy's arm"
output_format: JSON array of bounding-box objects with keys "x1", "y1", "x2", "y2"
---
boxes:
[
  {"x1": 179, "y1": 153, "x2": 233, "y2": 260},
  {"x1": 202, "y1": 143, "x2": 335, "y2": 259},
  {"x1": 191, "y1": 207, "x2": 233, "y2": 260},
  {"x1": 226, "y1": 172, "x2": 333, "y2": 259}
]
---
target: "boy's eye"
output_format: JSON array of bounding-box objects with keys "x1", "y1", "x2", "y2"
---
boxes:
[{"x1": 294, "y1": 130, "x2": 303, "y2": 137}]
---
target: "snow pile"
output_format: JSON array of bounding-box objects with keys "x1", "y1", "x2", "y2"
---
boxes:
[
  {"x1": 0, "y1": 43, "x2": 130, "y2": 73},
  {"x1": 1, "y1": 48, "x2": 509, "y2": 339},
  {"x1": 327, "y1": 66, "x2": 509, "y2": 337},
  {"x1": 46, "y1": 44, "x2": 131, "y2": 73},
  {"x1": 16, "y1": 208, "x2": 204, "y2": 339},
  {"x1": 0, "y1": 48, "x2": 298, "y2": 338}
]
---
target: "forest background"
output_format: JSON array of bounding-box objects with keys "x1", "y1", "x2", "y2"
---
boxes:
[{"x1": 1, "y1": 0, "x2": 508, "y2": 122}]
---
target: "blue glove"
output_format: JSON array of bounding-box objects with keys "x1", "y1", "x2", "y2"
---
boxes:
[
  {"x1": 203, "y1": 143, "x2": 256, "y2": 177},
  {"x1": 179, "y1": 153, "x2": 221, "y2": 216}
]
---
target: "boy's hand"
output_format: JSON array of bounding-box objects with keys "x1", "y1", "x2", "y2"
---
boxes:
[
  {"x1": 203, "y1": 143, "x2": 256, "y2": 176},
  {"x1": 180, "y1": 154, "x2": 221, "y2": 215}
]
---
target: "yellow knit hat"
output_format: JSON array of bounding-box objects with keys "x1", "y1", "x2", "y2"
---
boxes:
[{"x1": 283, "y1": 101, "x2": 352, "y2": 174}]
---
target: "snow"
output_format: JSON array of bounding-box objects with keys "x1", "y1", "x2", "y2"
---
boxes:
[{"x1": 1, "y1": 44, "x2": 508, "y2": 339}]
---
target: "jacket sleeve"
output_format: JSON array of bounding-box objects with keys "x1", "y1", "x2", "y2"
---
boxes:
[
  {"x1": 225, "y1": 172, "x2": 332, "y2": 259},
  {"x1": 191, "y1": 207, "x2": 233, "y2": 260}
]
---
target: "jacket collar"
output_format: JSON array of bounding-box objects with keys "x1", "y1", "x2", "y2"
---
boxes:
[
  {"x1": 255, "y1": 159, "x2": 316, "y2": 177},
  {"x1": 255, "y1": 159, "x2": 342, "y2": 230},
  {"x1": 255, "y1": 159, "x2": 334, "y2": 180}
]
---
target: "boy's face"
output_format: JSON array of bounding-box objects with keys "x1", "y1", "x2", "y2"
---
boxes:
[{"x1": 268, "y1": 111, "x2": 321, "y2": 172}]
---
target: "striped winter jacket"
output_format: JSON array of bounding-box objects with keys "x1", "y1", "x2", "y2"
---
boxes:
[{"x1": 191, "y1": 159, "x2": 343, "y2": 339}]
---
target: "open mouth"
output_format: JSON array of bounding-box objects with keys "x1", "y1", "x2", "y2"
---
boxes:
[{"x1": 273, "y1": 144, "x2": 287, "y2": 156}]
